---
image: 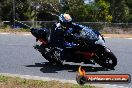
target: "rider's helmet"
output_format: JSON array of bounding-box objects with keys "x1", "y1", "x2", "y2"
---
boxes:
[{"x1": 59, "y1": 13, "x2": 72, "y2": 28}]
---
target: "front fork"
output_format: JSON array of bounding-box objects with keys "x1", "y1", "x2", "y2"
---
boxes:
[{"x1": 93, "y1": 46, "x2": 111, "y2": 61}]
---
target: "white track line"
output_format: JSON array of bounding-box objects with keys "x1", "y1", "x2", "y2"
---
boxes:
[
  {"x1": 0, "y1": 33, "x2": 10, "y2": 35},
  {"x1": 125, "y1": 38, "x2": 132, "y2": 39},
  {"x1": 0, "y1": 33, "x2": 132, "y2": 40},
  {"x1": 23, "y1": 34, "x2": 32, "y2": 35},
  {"x1": 0, "y1": 73, "x2": 130, "y2": 88},
  {"x1": 104, "y1": 37, "x2": 110, "y2": 38}
]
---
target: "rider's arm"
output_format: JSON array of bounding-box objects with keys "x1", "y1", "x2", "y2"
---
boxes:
[{"x1": 70, "y1": 23, "x2": 84, "y2": 33}]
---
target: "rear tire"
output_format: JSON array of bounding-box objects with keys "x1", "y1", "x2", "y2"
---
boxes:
[
  {"x1": 41, "y1": 47, "x2": 63, "y2": 65},
  {"x1": 38, "y1": 47, "x2": 55, "y2": 65}
]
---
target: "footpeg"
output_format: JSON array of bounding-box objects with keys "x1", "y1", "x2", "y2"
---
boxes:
[{"x1": 84, "y1": 60, "x2": 95, "y2": 65}]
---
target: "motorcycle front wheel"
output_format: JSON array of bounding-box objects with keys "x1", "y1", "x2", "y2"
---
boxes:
[{"x1": 95, "y1": 49, "x2": 117, "y2": 69}]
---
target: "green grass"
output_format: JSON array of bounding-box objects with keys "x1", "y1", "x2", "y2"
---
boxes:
[{"x1": 0, "y1": 75, "x2": 100, "y2": 88}]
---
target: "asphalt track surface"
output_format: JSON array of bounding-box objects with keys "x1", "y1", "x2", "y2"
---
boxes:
[{"x1": 0, "y1": 33, "x2": 132, "y2": 88}]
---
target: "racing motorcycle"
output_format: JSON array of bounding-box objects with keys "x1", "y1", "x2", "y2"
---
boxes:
[{"x1": 16, "y1": 20, "x2": 117, "y2": 69}]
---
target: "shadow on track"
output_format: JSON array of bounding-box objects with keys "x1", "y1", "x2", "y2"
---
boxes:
[{"x1": 26, "y1": 62, "x2": 112, "y2": 73}]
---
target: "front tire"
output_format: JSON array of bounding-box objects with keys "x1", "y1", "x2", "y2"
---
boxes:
[{"x1": 95, "y1": 49, "x2": 117, "y2": 69}]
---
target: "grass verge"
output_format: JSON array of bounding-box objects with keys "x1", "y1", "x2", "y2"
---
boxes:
[
  {"x1": 0, "y1": 28, "x2": 30, "y2": 32},
  {"x1": 0, "y1": 75, "x2": 99, "y2": 88}
]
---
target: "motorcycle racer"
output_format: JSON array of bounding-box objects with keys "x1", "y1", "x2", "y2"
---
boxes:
[
  {"x1": 15, "y1": 17, "x2": 117, "y2": 68},
  {"x1": 49, "y1": 13, "x2": 105, "y2": 63},
  {"x1": 50, "y1": 13, "x2": 105, "y2": 48}
]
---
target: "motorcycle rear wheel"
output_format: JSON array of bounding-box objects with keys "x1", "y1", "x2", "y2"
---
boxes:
[{"x1": 42, "y1": 47, "x2": 63, "y2": 65}]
